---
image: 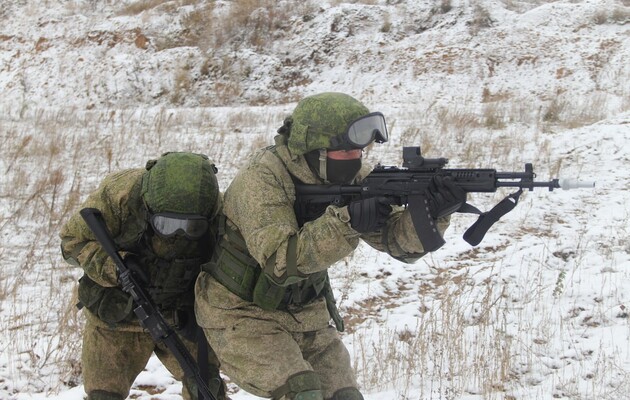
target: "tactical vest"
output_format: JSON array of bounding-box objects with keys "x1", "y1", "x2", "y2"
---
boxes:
[
  {"x1": 204, "y1": 158, "x2": 345, "y2": 331},
  {"x1": 78, "y1": 253, "x2": 204, "y2": 327},
  {"x1": 76, "y1": 180, "x2": 210, "y2": 328},
  {"x1": 203, "y1": 217, "x2": 327, "y2": 307}
]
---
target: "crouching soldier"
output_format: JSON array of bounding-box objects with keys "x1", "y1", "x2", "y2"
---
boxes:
[
  {"x1": 195, "y1": 93, "x2": 459, "y2": 399},
  {"x1": 60, "y1": 152, "x2": 228, "y2": 400}
]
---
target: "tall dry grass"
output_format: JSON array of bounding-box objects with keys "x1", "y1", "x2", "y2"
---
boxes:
[
  {"x1": 0, "y1": 105, "x2": 285, "y2": 395},
  {"x1": 1, "y1": 0, "x2": 628, "y2": 397},
  {"x1": 0, "y1": 57, "x2": 627, "y2": 396},
  {"x1": 0, "y1": 83, "x2": 625, "y2": 397}
]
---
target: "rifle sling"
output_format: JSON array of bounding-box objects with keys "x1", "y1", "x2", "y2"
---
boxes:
[
  {"x1": 462, "y1": 189, "x2": 523, "y2": 246},
  {"x1": 197, "y1": 327, "x2": 209, "y2": 400},
  {"x1": 408, "y1": 194, "x2": 445, "y2": 252}
]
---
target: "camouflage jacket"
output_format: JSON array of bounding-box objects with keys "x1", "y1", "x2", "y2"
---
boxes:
[
  {"x1": 61, "y1": 168, "x2": 220, "y2": 331},
  {"x1": 195, "y1": 135, "x2": 449, "y2": 332}
]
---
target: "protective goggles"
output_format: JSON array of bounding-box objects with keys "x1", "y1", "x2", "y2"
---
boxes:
[
  {"x1": 329, "y1": 112, "x2": 388, "y2": 150},
  {"x1": 150, "y1": 213, "x2": 209, "y2": 239}
]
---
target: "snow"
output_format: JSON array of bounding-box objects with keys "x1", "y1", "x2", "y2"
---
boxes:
[{"x1": 1, "y1": 0, "x2": 629, "y2": 399}]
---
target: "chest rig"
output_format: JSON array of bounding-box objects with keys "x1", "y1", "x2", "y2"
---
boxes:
[
  {"x1": 76, "y1": 183, "x2": 212, "y2": 327},
  {"x1": 204, "y1": 158, "x2": 345, "y2": 331},
  {"x1": 204, "y1": 216, "x2": 324, "y2": 302},
  {"x1": 137, "y1": 233, "x2": 207, "y2": 310},
  {"x1": 78, "y1": 230, "x2": 209, "y2": 327}
]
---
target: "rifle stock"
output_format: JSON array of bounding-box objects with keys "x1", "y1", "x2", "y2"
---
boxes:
[{"x1": 79, "y1": 208, "x2": 217, "y2": 400}]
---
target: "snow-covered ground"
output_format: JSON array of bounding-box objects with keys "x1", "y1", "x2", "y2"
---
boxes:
[{"x1": 1, "y1": 0, "x2": 629, "y2": 399}]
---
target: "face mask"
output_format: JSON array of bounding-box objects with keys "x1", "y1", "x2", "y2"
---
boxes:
[
  {"x1": 326, "y1": 158, "x2": 362, "y2": 184},
  {"x1": 304, "y1": 149, "x2": 362, "y2": 184},
  {"x1": 149, "y1": 234, "x2": 199, "y2": 260}
]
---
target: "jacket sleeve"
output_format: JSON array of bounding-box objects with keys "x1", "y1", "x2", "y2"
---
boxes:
[
  {"x1": 223, "y1": 155, "x2": 361, "y2": 283},
  {"x1": 347, "y1": 163, "x2": 451, "y2": 263},
  {"x1": 59, "y1": 169, "x2": 142, "y2": 287},
  {"x1": 359, "y1": 207, "x2": 451, "y2": 263}
]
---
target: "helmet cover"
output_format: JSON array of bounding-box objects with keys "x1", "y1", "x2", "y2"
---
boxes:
[
  {"x1": 287, "y1": 92, "x2": 370, "y2": 156},
  {"x1": 141, "y1": 152, "x2": 220, "y2": 218}
]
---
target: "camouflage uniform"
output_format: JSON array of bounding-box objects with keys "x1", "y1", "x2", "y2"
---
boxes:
[
  {"x1": 60, "y1": 152, "x2": 227, "y2": 400},
  {"x1": 195, "y1": 94, "x2": 450, "y2": 400}
]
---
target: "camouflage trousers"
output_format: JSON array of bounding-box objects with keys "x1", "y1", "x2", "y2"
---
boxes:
[
  {"x1": 203, "y1": 319, "x2": 357, "y2": 399},
  {"x1": 82, "y1": 316, "x2": 225, "y2": 400}
]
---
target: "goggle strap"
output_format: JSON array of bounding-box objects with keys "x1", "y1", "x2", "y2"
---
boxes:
[
  {"x1": 329, "y1": 136, "x2": 342, "y2": 149},
  {"x1": 318, "y1": 149, "x2": 327, "y2": 182}
]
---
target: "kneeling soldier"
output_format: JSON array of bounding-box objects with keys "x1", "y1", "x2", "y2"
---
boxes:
[{"x1": 60, "y1": 152, "x2": 228, "y2": 400}]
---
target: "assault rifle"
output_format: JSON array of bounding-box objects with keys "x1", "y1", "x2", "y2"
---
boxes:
[
  {"x1": 79, "y1": 208, "x2": 217, "y2": 400},
  {"x1": 294, "y1": 147, "x2": 594, "y2": 252}
]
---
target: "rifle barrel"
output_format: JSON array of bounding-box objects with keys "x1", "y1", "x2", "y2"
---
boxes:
[
  {"x1": 496, "y1": 178, "x2": 595, "y2": 190},
  {"x1": 558, "y1": 179, "x2": 596, "y2": 190},
  {"x1": 497, "y1": 180, "x2": 560, "y2": 189}
]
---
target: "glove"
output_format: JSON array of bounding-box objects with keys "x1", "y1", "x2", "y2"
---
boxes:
[
  {"x1": 347, "y1": 197, "x2": 392, "y2": 233},
  {"x1": 425, "y1": 175, "x2": 466, "y2": 218},
  {"x1": 122, "y1": 254, "x2": 150, "y2": 287}
]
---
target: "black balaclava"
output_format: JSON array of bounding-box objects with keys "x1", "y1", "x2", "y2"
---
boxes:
[{"x1": 304, "y1": 149, "x2": 362, "y2": 184}]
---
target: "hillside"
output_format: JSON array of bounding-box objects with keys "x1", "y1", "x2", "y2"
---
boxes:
[
  {"x1": 2, "y1": 0, "x2": 628, "y2": 112},
  {"x1": 1, "y1": 0, "x2": 629, "y2": 399}
]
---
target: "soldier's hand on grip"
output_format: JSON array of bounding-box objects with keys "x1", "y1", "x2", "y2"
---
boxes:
[
  {"x1": 348, "y1": 197, "x2": 392, "y2": 233},
  {"x1": 425, "y1": 175, "x2": 466, "y2": 218}
]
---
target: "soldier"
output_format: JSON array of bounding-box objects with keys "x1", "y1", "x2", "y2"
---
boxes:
[
  {"x1": 60, "y1": 152, "x2": 228, "y2": 400},
  {"x1": 195, "y1": 93, "x2": 465, "y2": 399}
]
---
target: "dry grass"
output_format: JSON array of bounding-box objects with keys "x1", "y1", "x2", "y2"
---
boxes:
[
  {"x1": 347, "y1": 263, "x2": 516, "y2": 398},
  {"x1": 434, "y1": 106, "x2": 482, "y2": 143},
  {"x1": 1, "y1": 0, "x2": 627, "y2": 396},
  {"x1": 482, "y1": 102, "x2": 507, "y2": 130},
  {"x1": 154, "y1": 1, "x2": 316, "y2": 52},
  {"x1": 541, "y1": 90, "x2": 613, "y2": 131},
  {"x1": 468, "y1": 3, "x2": 494, "y2": 35},
  {"x1": 0, "y1": 106, "x2": 275, "y2": 395},
  {"x1": 170, "y1": 64, "x2": 193, "y2": 105},
  {"x1": 542, "y1": 96, "x2": 568, "y2": 124},
  {"x1": 118, "y1": 0, "x2": 196, "y2": 16},
  {"x1": 593, "y1": 6, "x2": 630, "y2": 25},
  {"x1": 0, "y1": 92, "x2": 620, "y2": 398},
  {"x1": 0, "y1": 85, "x2": 620, "y2": 397}
]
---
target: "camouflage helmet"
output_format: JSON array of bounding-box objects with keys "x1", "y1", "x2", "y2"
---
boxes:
[
  {"x1": 141, "y1": 152, "x2": 220, "y2": 218},
  {"x1": 286, "y1": 92, "x2": 370, "y2": 156}
]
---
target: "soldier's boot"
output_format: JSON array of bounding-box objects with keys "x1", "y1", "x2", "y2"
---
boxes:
[
  {"x1": 87, "y1": 390, "x2": 124, "y2": 400},
  {"x1": 273, "y1": 371, "x2": 324, "y2": 400},
  {"x1": 209, "y1": 375, "x2": 228, "y2": 400},
  {"x1": 329, "y1": 387, "x2": 364, "y2": 400},
  {"x1": 294, "y1": 391, "x2": 324, "y2": 400},
  {"x1": 184, "y1": 369, "x2": 229, "y2": 400},
  {"x1": 208, "y1": 363, "x2": 229, "y2": 400}
]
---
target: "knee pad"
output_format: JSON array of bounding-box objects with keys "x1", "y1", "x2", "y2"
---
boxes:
[
  {"x1": 330, "y1": 387, "x2": 364, "y2": 400},
  {"x1": 272, "y1": 371, "x2": 324, "y2": 400},
  {"x1": 87, "y1": 390, "x2": 124, "y2": 400}
]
